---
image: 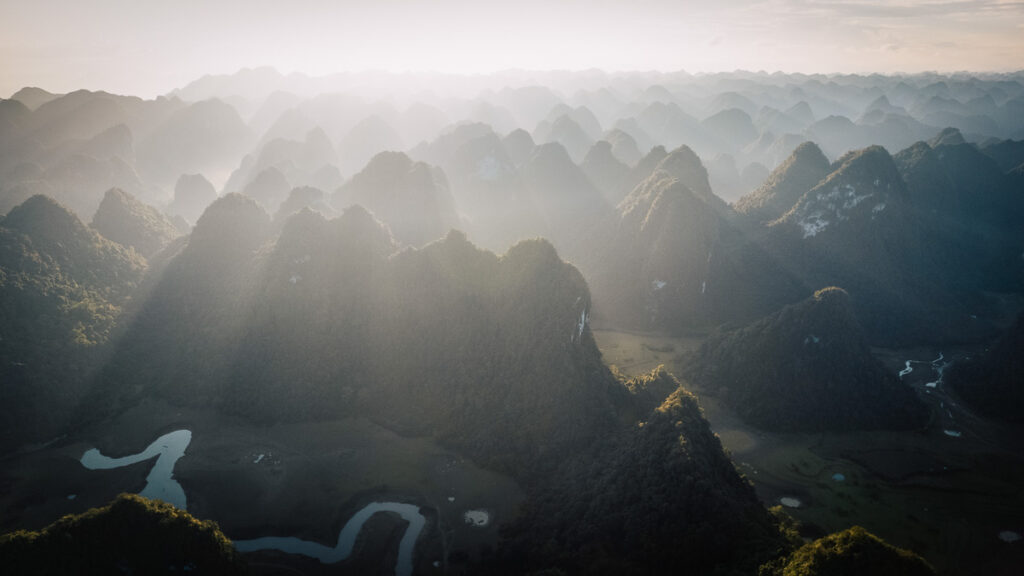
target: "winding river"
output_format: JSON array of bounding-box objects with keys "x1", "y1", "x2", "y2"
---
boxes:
[
  {"x1": 234, "y1": 501, "x2": 427, "y2": 576},
  {"x1": 80, "y1": 429, "x2": 192, "y2": 510},
  {"x1": 79, "y1": 429, "x2": 429, "y2": 575}
]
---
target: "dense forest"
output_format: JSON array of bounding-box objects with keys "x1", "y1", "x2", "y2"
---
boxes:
[
  {"x1": 0, "y1": 494, "x2": 246, "y2": 575},
  {"x1": 685, "y1": 287, "x2": 929, "y2": 431}
]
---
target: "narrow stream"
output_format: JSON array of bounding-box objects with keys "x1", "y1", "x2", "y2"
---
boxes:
[{"x1": 233, "y1": 501, "x2": 427, "y2": 576}]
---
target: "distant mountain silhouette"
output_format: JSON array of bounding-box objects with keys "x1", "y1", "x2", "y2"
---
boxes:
[
  {"x1": 91, "y1": 188, "x2": 181, "y2": 257},
  {"x1": 501, "y1": 128, "x2": 536, "y2": 166},
  {"x1": 334, "y1": 151, "x2": 459, "y2": 247},
  {"x1": 602, "y1": 128, "x2": 642, "y2": 166},
  {"x1": 137, "y1": 98, "x2": 251, "y2": 186},
  {"x1": 9, "y1": 86, "x2": 61, "y2": 111},
  {"x1": 167, "y1": 173, "x2": 217, "y2": 225},
  {"x1": 534, "y1": 113, "x2": 595, "y2": 164},
  {"x1": 241, "y1": 166, "x2": 291, "y2": 213},
  {"x1": 274, "y1": 185, "x2": 335, "y2": 222},
  {"x1": 581, "y1": 140, "x2": 630, "y2": 204},
  {"x1": 336, "y1": 115, "x2": 404, "y2": 175},
  {"x1": 701, "y1": 107, "x2": 758, "y2": 149},
  {"x1": 948, "y1": 313, "x2": 1024, "y2": 423}
]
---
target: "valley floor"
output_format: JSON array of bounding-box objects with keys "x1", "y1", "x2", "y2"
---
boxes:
[{"x1": 0, "y1": 399, "x2": 523, "y2": 575}]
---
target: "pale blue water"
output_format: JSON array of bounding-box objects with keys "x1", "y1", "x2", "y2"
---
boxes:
[
  {"x1": 234, "y1": 501, "x2": 427, "y2": 576},
  {"x1": 80, "y1": 429, "x2": 192, "y2": 510}
]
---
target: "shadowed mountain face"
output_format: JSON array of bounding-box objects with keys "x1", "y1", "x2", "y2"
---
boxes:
[
  {"x1": 91, "y1": 188, "x2": 181, "y2": 257},
  {"x1": 334, "y1": 151, "x2": 460, "y2": 247},
  {"x1": 685, "y1": 287, "x2": 928, "y2": 432},
  {"x1": 895, "y1": 139, "x2": 1024, "y2": 293},
  {"x1": 87, "y1": 199, "x2": 611, "y2": 472},
  {"x1": 948, "y1": 313, "x2": 1024, "y2": 423},
  {"x1": 761, "y1": 145, "x2": 950, "y2": 344},
  {"x1": 168, "y1": 173, "x2": 217, "y2": 225},
  {"x1": 500, "y1": 376, "x2": 785, "y2": 576},
  {"x1": 581, "y1": 140, "x2": 630, "y2": 204},
  {"x1": 735, "y1": 141, "x2": 831, "y2": 221},
  {"x1": 589, "y1": 172, "x2": 724, "y2": 328},
  {"x1": 137, "y1": 99, "x2": 252, "y2": 186},
  {"x1": 0, "y1": 494, "x2": 246, "y2": 575},
  {"x1": 0, "y1": 195, "x2": 145, "y2": 450}
]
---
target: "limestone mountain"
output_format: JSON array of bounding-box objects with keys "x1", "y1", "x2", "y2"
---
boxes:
[
  {"x1": 87, "y1": 202, "x2": 616, "y2": 472},
  {"x1": 650, "y1": 144, "x2": 729, "y2": 213},
  {"x1": 635, "y1": 101, "x2": 707, "y2": 152},
  {"x1": 544, "y1": 104, "x2": 603, "y2": 140},
  {"x1": 0, "y1": 195, "x2": 145, "y2": 450},
  {"x1": 948, "y1": 313, "x2": 1024, "y2": 423},
  {"x1": 9, "y1": 86, "x2": 61, "y2": 111},
  {"x1": 602, "y1": 128, "x2": 642, "y2": 166},
  {"x1": 701, "y1": 107, "x2": 758, "y2": 149},
  {"x1": 928, "y1": 126, "x2": 966, "y2": 147},
  {"x1": 137, "y1": 98, "x2": 251, "y2": 186},
  {"x1": 581, "y1": 140, "x2": 631, "y2": 204},
  {"x1": 88, "y1": 194, "x2": 272, "y2": 417},
  {"x1": 894, "y1": 138, "x2": 1024, "y2": 293},
  {"x1": 766, "y1": 145, "x2": 935, "y2": 342},
  {"x1": 501, "y1": 128, "x2": 536, "y2": 166},
  {"x1": 786, "y1": 100, "x2": 816, "y2": 125},
  {"x1": 274, "y1": 185, "x2": 336, "y2": 222},
  {"x1": 3, "y1": 195, "x2": 146, "y2": 297},
  {"x1": 91, "y1": 188, "x2": 180, "y2": 257},
  {"x1": 167, "y1": 173, "x2": 217, "y2": 224},
  {"x1": 755, "y1": 106, "x2": 808, "y2": 138},
  {"x1": 519, "y1": 142, "x2": 612, "y2": 259},
  {"x1": 74, "y1": 123, "x2": 135, "y2": 163},
  {"x1": 334, "y1": 151, "x2": 459, "y2": 247},
  {"x1": 441, "y1": 132, "x2": 529, "y2": 250},
  {"x1": 241, "y1": 166, "x2": 291, "y2": 213},
  {"x1": 32, "y1": 152, "x2": 147, "y2": 219},
  {"x1": 336, "y1": 114, "x2": 404, "y2": 175},
  {"x1": 534, "y1": 113, "x2": 595, "y2": 164},
  {"x1": 735, "y1": 141, "x2": 831, "y2": 221},
  {"x1": 620, "y1": 144, "x2": 668, "y2": 194},
  {"x1": 0, "y1": 494, "x2": 246, "y2": 575},
  {"x1": 686, "y1": 287, "x2": 928, "y2": 431},
  {"x1": 223, "y1": 126, "x2": 339, "y2": 198},
  {"x1": 760, "y1": 526, "x2": 935, "y2": 576},
  {"x1": 980, "y1": 137, "x2": 1024, "y2": 173},
  {"x1": 591, "y1": 172, "x2": 723, "y2": 328}
]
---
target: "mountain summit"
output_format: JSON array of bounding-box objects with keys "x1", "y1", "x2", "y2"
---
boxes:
[{"x1": 686, "y1": 287, "x2": 928, "y2": 431}]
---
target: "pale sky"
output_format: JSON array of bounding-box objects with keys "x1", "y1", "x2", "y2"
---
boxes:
[{"x1": 2, "y1": 0, "x2": 1023, "y2": 98}]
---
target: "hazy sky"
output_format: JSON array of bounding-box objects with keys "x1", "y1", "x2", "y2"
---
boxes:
[{"x1": 2, "y1": 0, "x2": 1023, "y2": 97}]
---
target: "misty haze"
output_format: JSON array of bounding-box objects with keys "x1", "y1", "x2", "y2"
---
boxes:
[{"x1": 1, "y1": 1, "x2": 1024, "y2": 575}]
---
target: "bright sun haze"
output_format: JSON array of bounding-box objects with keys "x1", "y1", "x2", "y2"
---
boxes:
[{"x1": 2, "y1": 0, "x2": 1023, "y2": 97}]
